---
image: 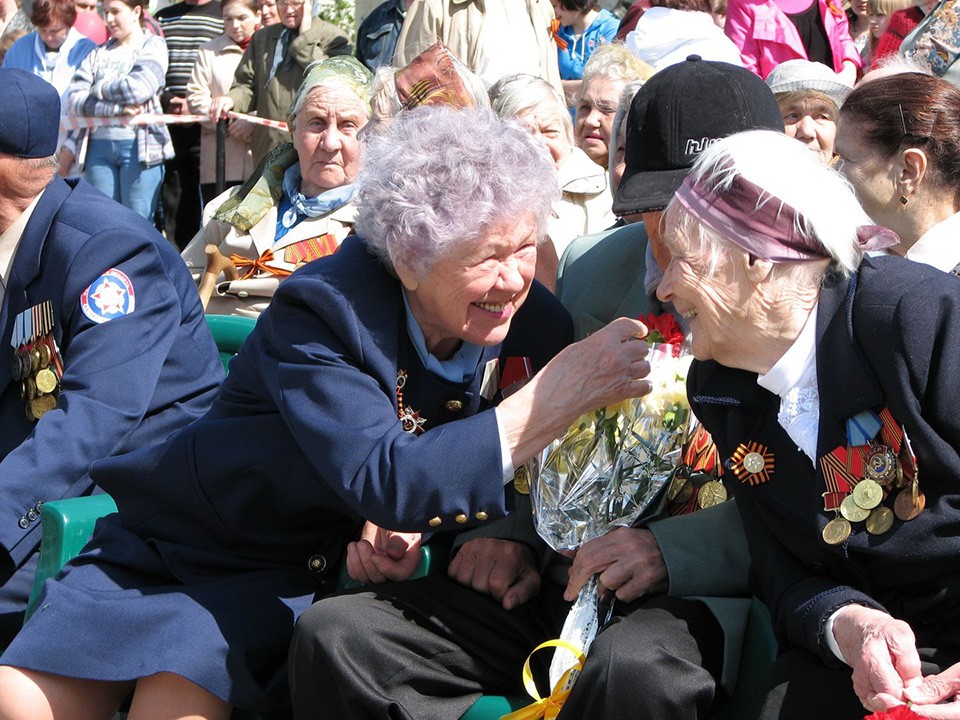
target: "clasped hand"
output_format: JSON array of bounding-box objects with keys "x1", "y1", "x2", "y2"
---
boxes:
[
  {"x1": 345, "y1": 520, "x2": 422, "y2": 584},
  {"x1": 563, "y1": 527, "x2": 668, "y2": 603}
]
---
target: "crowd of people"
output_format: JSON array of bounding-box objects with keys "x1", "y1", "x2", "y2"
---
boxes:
[{"x1": 0, "y1": 0, "x2": 959, "y2": 719}]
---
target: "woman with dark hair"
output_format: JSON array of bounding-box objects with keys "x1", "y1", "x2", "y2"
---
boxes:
[
  {"x1": 725, "y1": 0, "x2": 861, "y2": 84},
  {"x1": 1, "y1": 0, "x2": 96, "y2": 99},
  {"x1": 64, "y1": 0, "x2": 172, "y2": 219},
  {"x1": 835, "y1": 72, "x2": 960, "y2": 272},
  {"x1": 551, "y1": 0, "x2": 619, "y2": 104}
]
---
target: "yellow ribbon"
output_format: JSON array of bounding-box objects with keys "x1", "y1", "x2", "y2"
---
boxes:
[{"x1": 501, "y1": 639, "x2": 586, "y2": 720}]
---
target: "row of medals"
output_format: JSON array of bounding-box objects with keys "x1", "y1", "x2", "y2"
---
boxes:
[
  {"x1": 822, "y1": 444, "x2": 924, "y2": 545},
  {"x1": 667, "y1": 466, "x2": 727, "y2": 512},
  {"x1": 12, "y1": 339, "x2": 60, "y2": 421}
]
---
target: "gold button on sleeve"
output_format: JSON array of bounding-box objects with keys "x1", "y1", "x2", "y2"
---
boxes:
[{"x1": 428, "y1": 516, "x2": 442, "y2": 528}]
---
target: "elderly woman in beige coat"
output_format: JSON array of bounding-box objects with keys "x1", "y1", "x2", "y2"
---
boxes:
[
  {"x1": 490, "y1": 72, "x2": 615, "y2": 291},
  {"x1": 182, "y1": 56, "x2": 370, "y2": 317},
  {"x1": 186, "y1": 0, "x2": 260, "y2": 205}
]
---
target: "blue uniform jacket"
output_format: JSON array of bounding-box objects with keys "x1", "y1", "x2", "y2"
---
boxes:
[
  {"x1": 91, "y1": 235, "x2": 572, "y2": 584},
  {"x1": 0, "y1": 177, "x2": 222, "y2": 639},
  {"x1": 690, "y1": 255, "x2": 960, "y2": 666}
]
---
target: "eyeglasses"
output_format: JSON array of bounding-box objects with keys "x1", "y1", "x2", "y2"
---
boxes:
[{"x1": 277, "y1": 0, "x2": 305, "y2": 7}]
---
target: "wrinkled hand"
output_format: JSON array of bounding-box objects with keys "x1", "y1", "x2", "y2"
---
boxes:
[
  {"x1": 832, "y1": 604, "x2": 923, "y2": 712},
  {"x1": 345, "y1": 521, "x2": 422, "y2": 584},
  {"x1": 448, "y1": 538, "x2": 540, "y2": 610},
  {"x1": 168, "y1": 96, "x2": 189, "y2": 115},
  {"x1": 564, "y1": 527, "x2": 667, "y2": 603},
  {"x1": 228, "y1": 118, "x2": 254, "y2": 143},
  {"x1": 299, "y1": 2, "x2": 312, "y2": 32},
  {"x1": 553, "y1": 317, "x2": 653, "y2": 417},
  {"x1": 903, "y1": 662, "x2": 960, "y2": 718},
  {"x1": 209, "y1": 95, "x2": 235, "y2": 122}
]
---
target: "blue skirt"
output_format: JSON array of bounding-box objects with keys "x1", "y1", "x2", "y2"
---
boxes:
[{"x1": 1, "y1": 516, "x2": 325, "y2": 711}]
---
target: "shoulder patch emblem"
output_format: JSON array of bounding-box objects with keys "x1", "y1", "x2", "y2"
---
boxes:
[{"x1": 80, "y1": 268, "x2": 136, "y2": 324}]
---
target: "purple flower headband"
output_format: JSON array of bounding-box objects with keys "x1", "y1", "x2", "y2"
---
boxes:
[{"x1": 673, "y1": 171, "x2": 899, "y2": 263}]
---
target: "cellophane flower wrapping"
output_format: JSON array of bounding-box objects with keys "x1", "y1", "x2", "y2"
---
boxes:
[{"x1": 531, "y1": 342, "x2": 694, "y2": 689}]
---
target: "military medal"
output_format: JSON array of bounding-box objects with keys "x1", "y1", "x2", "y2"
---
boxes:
[
  {"x1": 866, "y1": 506, "x2": 895, "y2": 535},
  {"x1": 395, "y1": 369, "x2": 426, "y2": 435},
  {"x1": 840, "y1": 494, "x2": 870, "y2": 522},
  {"x1": 823, "y1": 516, "x2": 852, "y2": 545},
  {"x1": 513, "y1": 464, "x2": 531, "y2": 495},
  {"x1": 894, "y1": 488, "x2": 925, "y2": 521},
  {"x1": 697, "y1": 480, "x2": 728, "y2": 509},
  {"x1": 729, "y1": 442, "x2": 774, "y2": 485},
  {"x1": 11, "y1": 301, "x2": 64, "y2": 422},
  {"x1": 851, "y1": 478, "x2": 883, "y2": 510},
  {"x1": 864, "y1": 445, "x2": 897, "y2": 484}
]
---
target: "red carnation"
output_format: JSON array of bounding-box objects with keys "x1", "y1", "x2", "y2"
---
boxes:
[
  {"x1": 638, "y1": 313, "x2": 684, "y2": 355},
  {"x1": 864, "y1": 705, "x2": 924, "y2": 720}
]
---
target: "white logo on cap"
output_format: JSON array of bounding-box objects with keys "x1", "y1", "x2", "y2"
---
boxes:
[{"x1": 685, "y1": 137, "x2": 719, "y2": 155}]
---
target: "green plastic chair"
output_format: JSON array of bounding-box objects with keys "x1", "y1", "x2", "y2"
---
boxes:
[{"x1": 205, "y1": 314, "x2": 257, "y2": 372}]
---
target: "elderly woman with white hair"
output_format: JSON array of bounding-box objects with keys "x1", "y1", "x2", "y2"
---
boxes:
[
  {"x1": 182, "y1": 55, "x2": 371, "y2": 317},
  {"x1": 0, "y1": 107, "x2": 654, "y2": 720},
  {"x1": 574, "y1": 43, "x2": 652, "y2": 170},
  {"x1": 490, "y1": 72, "x2": 615, "y2": 290},
  {"x1": 658, "y1": 128, "x2": 960, "y2": 719}
]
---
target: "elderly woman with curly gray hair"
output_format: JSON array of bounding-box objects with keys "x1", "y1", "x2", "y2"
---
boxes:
[{"x1": 0, "y1": 107, "x2": 654, "y2": 720}]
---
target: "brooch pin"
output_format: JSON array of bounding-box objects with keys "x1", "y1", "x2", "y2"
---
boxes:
[{"x1": 729, "y1": 442, "x2": 774, "y2": 485}]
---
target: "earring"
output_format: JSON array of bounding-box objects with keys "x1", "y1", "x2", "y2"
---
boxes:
[{"x1": 900, "y1": 195, "x2": 909, "y2": 205}]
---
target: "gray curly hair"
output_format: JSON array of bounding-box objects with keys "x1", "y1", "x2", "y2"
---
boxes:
[{"x1": 355, "y1": 107, "x2": 559, "y2": 276}]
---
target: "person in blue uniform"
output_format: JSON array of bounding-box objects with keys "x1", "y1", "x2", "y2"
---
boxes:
[
  {"x1": 658, "y1": 129, "x2": 960, "y2": 719},
  {"x1": 0, "y1": 107, "x2": 653, "y2": 718},
  {"x1": 0, "y1": 68, "x2": 223, "y2": 653}
]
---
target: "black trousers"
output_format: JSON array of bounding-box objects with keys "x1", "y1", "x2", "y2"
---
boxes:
[
  {"x1": 756, "y1": 646, "x2": 958, "y2": 720},
  {"x1": 163, "y1": 122, "x2": 203, "y2": 250},
  {"x1": 288, "y1": 575, "x2": 724, "y2": 720}
]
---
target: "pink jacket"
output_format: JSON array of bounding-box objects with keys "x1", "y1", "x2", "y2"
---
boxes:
[{"x1": 724, "y1": 0, "x2": 862, "y2": 79}]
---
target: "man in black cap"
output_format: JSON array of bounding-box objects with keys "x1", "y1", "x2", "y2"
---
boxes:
[
  {"x1": 0, "y1": 67, "x2": 223, "y2": 649},
  {"x1": 290, "y1": 57, "x2": 785, "y2": 720}
]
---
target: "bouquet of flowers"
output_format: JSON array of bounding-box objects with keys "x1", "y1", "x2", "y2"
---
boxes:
[{"x1": 530, "y1": 313, "x2": 694, "y2": 691}]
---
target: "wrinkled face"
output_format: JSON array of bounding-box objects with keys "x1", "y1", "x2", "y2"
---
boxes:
[
  {"x1": 575, "y1": 76, "x2": 623, "y2": 168},
  {"x1": 656, "y1": 214, "x2": 756, "y2": 365},
  {"x1": 779, "y1": 94, "x2": 838, "y2": 165},
  {"x1": 258, "y1": 0, "x2": 279, "y2": 24},
  {"x1": 277, "y1": 0, "x2": 303, "y2": 28},
  {"x1": 517, "y1": 104, "x2": 572, "y2": 169},
  {"x1": 222, "y1": 2, "x2": 259, "y2": 44},
  {"x1": 103, "y1": 0, "x2": 140, "y2": 41},
  {"x1": 38, "y1": 22, "x2": 71, "y2": 50},
  {"x1": 834, "y1": 118, "x2": 899, "y2": 229},
  {"x1": 399, "y1": 215, "x2": 539, "y2": 359},
  {"x1": 292, "y1": 85, "x2": 368, "y2": 196}
]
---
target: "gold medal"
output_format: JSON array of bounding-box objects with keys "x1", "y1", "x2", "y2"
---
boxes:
[
  {"x1": 29, "y1": 348, "x2": 40, "y2": 374},
  {"x1": 852, "y1": 478, "x2": 883, "y2": 510},
  {"x1": 35, "y1": 367, "x2": 57, "y2": 395},
  {"x1": 697, "y1": 480, "x2": 728, "y2": 509},
  {"x1": 742, "y1": 452, "x2": 765, "y2": 474},
  {"x1": 822, "y1": 517, "x2": 852, "y2": 545},
  {"x1": 865, "y1": 506, "x2": 894, "y2": 535},
  {"x1": 23, "y1": 375, "x2": 36, "y2": 401},
  {"x1": 513, "y1": 465, "x2": 530, "y2": 495},
  {"x1": 37, "y1": 342, "x2": 51, "y2": 368},
  {"x1": 893, "y1": 488, "x2": 925, "y2": 521},
  {"x1": 840, "y1": 494, "x2": 870, "y2": 522},
  {"x1": 864, "y1": 445, "x2": 897, "y2": 484}
]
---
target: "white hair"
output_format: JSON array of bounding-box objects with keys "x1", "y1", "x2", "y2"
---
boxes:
[
  {"x1": 488, "y1": 74, "x2": 574, "y2": 144},
  {"x1": 665, "y1": 129, "x2": 871, "y2": 278},
  {"x1": 356, "y1": 107, "x2": 559, "y2": 276},
  {"x1": 581, "y1": 43, "x2": 653, "y2": 86}
]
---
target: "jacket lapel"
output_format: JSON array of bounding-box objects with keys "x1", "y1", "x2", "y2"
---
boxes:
[{"x1": 0, "y1": 178, "x2": 70, "y2": 398}]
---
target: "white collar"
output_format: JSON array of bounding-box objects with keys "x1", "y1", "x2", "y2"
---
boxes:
[
  {"x1": 904, "y1": 210, "x2": 960, "y2": 273},
  {"x1": 757, "y1": 304, "x2": 818, "y2": 399}
]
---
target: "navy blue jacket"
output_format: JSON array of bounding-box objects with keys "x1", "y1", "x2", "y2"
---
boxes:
[
  {"x1": 0, "y1": 177, "x2": 222, "y2": 637},
  {"x1": 690, "y1": 255, "x2": 960, "y2": 666},
  {"x1": 92, "y1": 235, "x2": 572, "y2": 584}
]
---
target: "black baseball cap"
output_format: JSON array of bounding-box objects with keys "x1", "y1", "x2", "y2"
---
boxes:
[{"x1": 613, "y1": 56, "x2": 784, "y2": 216}]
